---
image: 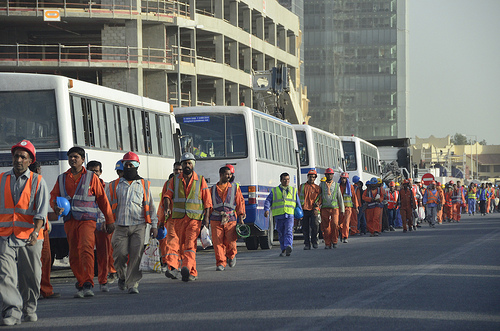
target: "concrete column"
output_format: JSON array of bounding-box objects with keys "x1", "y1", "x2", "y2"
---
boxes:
[
  {"x1": 214, "y1": 0, "x2": 223, "y2": 19},
  {"x1": 214, "y1": 35, "x2": 224, "y2": 64},
  {"x1": 230, "y1": 41, "x2": 238, "y2": 69},
  {"x1": 190, "y1": 76, "x2": 198, "y2": 106},
  {"x1": 268, "y1": 22, "x2": 276, "y2": 45},
  {"x1": 244, "y1": 88, "x2": 253, "y2": 108},
  {"x1": 243, "y1": 48, "x2": 251, "y2": 73},
  {"x1": 256, "y1": 52, "x2": 264, "y2": 71},
  {"x1": 215, "y1": 78, "x2": 225, "y2": 105},
  {"x1": 229, "y1": 0, "x2": 238, "y2": 26},
  {"x1": 230, "y1": 83, "x2": 239, "y2": 105},
  {"x1": 189, "y1": 0, "x2": 195, "y2": 20},
  {"x1": 125, "y1": 19, "x2": 143, "y2": 95},
  {"x1": 243, "y1": 8, "x2": 251, "y2": 33},
  {"x1": 278, "y1": 26, "x2": 286, "y2": 51},
  {"x1": 256, "y1": 15, "x2": 264, "y2": 39}
]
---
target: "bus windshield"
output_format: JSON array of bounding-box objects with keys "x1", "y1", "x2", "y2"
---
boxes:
[
  {"x1": 295, "y1": 130, "x2": 309, "y2": 166},
  {"x1": 0, "y1": 90, "x2": 59, "y2": 149},
  {"x1": 177, "y1": 114, "x2": 247, "y2": 159},
  {"x1": 342, "y1": 141, "x2": 357, "y2": 171}
]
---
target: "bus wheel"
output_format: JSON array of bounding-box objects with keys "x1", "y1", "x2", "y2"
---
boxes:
[
  {"x1": 244, "y1": 237, "x2": 259, "y2": 250},
  {"x1": 259, "y1": 217, "x2": 274, "y2": 249}
]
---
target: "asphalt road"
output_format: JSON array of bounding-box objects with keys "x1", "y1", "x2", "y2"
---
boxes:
[{"x1": 9, "y1": 214, "x2": 500, "y2": 331}]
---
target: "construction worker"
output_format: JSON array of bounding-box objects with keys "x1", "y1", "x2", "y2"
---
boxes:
[
  {"x1": 451, "y1": 182, "x2": 466, "y2": 222},
  {"x1": 399, "y1": 180, "x2": 416, "y2": 232},
  {"x1": 394, "y1": 182, "x2": 404, "y2": 228},
  {"x1": 163, "y1": 152, "x2": 212, "y2": 281},
  {"x1": 410, "y1": 178, "x2": 422, "y2": 230},
  {"x1": 385, "y1": 181, "x2": 399, "y2": 231},
  {"x1": 478, "y1": 183, "x2": 489, "y2": 216},
  {"x1": 0, "y1": 140, "x2": 49, "y2": 326},
  {"x1": 318, "y1": 168, "x2": 344, "y2": 248},
  {"x1": 209, "y1": 166, "x2": 245, "y2": 270},
  {"x1": 264, "y1": 173, "x2": 301, "y2": 256},
  {"x1": 423, "y1": 181, "x2": 441, "y2": 228},
  {"x1": 28, "y1": 161, "x2": 59, "y2": 301},
  {"x1": 362, "y1": 178, "x2": 385, "y2": 236},
  {"x1": 87, "y1": 160, "x2": 116, "y2": 293},
  {"x1": 298, "y1": 169, "x2": 321, "y2": 249},
  {"x1": 444, "y1": 184, "x2": 453, "y2": 222},
  {"x1": 349, "y1": 176, "x2": 362, "y2": 236},
  {"x1": 158, "y1": 162, "x2": 182, "y2": 273},
  {"x1": 107, "y1": 152, "x2": 157, "y2": 293},
  {"x1": 338, "y1": 172, "x2": 357, "y2": 243},
  {"x1": 467, "y1": 183, "x2": 477, "y2": 216},
  {"x1": 435, "y1": 182, "x2": 445, "y2": 224},
  {"x1": 50, "y1": 147, "x2": 114, "y2": 298},
  {"x1": 106, "y1": 160, "x2": 123, "y2": 284}
]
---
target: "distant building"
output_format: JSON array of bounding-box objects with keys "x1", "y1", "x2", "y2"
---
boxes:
[
  {"x1": 412, "y1": 135, "x2": 500, "y2": 183},
  {"x1": 304, "y1": 0, "x2": 408, "y2": 138}
]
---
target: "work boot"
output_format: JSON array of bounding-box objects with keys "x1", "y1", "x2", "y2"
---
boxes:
[
  {"x1": 228, "y1": 258, "x2": 236, "y2": 268},
  {"x1": 389, "y1": 226, "x2": 395, "y2": 231},
  {"x1": 216, "y1": 265, "x2": 225, "y2": 271},
  {"x1": 74, "y1": 282, "x2": 84, "y2": 298},
  {"x1": 324, "y1": 245, "x2": 332, "y2": 249},
  {"x1": 342, "y1": 238, "x2": 348, "y2": 243},
  {"x1": 332, "y1": 243, "x2": 337, "y2": 248},
  {"x1": 82, "y1": 282, "x2": 94, "y2": 297},
  {"x1": 312, "y1": 243, "x2": 318, "y2": 249},
  {"x1": 128, "y1": 287, "x2": 139, "y2": 294},
  {"x1": 279, "y1": 250, "x2": 286, "y2": 257},
  {"x1": 181, "y1": 266, "x2": 191, "y2": 282},
  {"x1": 304, "y1": 245, "x2": 311, "y2": 250},
  {"x1": 23, "y1": 313, "x2": 37, "y2": 322},
  {"x1": 285, "y1": 246, "x2": 292, "y2": 256},
  {"x1": 1, "y1": 316, "x2": 21, "y2": 326},
  {"x1": 107, "y1": 273, "x2": 117, "y2": 284},
  {"x1": 165, "y1": 267, "x2": 180, "y2": 280},
  {"x1": 118, "y1": 279, "x2": 126, "y2": 291},
  {"x1": 100, "y1": 283, "x2": 109, "y2": 292}
]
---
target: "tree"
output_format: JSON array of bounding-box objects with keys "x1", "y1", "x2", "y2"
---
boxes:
[{"x1": 451, "y1": 133, "x2": 467, "y2": 145}]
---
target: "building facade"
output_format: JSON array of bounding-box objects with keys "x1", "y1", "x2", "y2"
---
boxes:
[
  {"x1": 304, "y1": 0, "x2": 408, "y2": 138},
  {"x1": 0, "y1": 0, "x2": 303, "y2": 118}
]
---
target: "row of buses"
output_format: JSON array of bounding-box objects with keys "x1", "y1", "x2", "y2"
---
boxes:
[{"x1": 0, "y1": 73, "x2": 381, "y2": 252}]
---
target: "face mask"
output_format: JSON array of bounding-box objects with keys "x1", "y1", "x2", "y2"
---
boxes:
[
  {"x1": 123, "y1": 167, "x2": 139, "y2": 180},
  {"x1": 183, "y1": 167, "x2": 193, "y2": 176}
]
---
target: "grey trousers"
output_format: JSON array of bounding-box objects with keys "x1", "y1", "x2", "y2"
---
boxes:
[
  {"x1": 0, "y1": 238, "x2": 42, "y2": 320},
  {"x1": 112, "y1": 224, "x2": 146, "y2": 289},
  {"x1": 426, "y1": 206, "x2": 437, "y2": 225}
]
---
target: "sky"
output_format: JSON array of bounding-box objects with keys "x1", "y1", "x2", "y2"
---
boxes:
[{"x1": 408, "y1": 0, "x2": 500, "y2": 145}]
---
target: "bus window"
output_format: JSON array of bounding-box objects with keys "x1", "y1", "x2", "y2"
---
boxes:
[
  {"x1": 0, "y1": 90, "x2": 59, "y2": 149},
  {"x1": 177, "y1": 114, "x2": 247, "y2": 160},
  {"x1": 342, "y1": 141, "x2": 357, "y2": 171},
  {"x1": 104, "y1": 103, "x2": 118, "y2": 150},
  {"x1": 70, "y1": 95, "x2": 86, "y2": 146},
  {"x1": 295, "y1": 130, "x2": 308, "y2": 166}
]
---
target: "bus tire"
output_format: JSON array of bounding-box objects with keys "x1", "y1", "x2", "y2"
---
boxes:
[
  {"x1": 244, "y1": 237, "x2": 259, "y2": 250},
  {"x1": 259, "y1": 217, "x2": 274, "y2": 249}
]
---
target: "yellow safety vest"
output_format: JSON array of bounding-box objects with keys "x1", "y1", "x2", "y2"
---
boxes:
[
  {"x1": 271, "y1": 186, "x2": 297, "y2": 216},
  {"x1": 320, "y1": 181, "x2": 339, "y2": 209},
  {"x1": 172, "y1": 175, "x2": 205, "y2": 220}
]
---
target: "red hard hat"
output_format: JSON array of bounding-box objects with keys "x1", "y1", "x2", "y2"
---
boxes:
[
  {"x1": 389, "y1": 181, "x2": 395, "y2": 187},
  {"x1": 449, "y1": 180, "x2": 454, "y2": 185},
  {"x1": 11, "y1": 140, "x2": 36, "y2": 163},
  {"x1": 340, "y1": 172, "x2": 349, "y2": 178},
  {"x1": 226, "y1": 164, "x2": 235, "y2": 174},
  {"x1": 122, "y1": 151, "x2": 140, "y2": 163},
  {"x1": 307, "y1": 169, "x2": 317, "y2": 175},
  {"x1": 436, "y1": 182, "x2": 441, "y2": 186},
  {"x1": 403, "y1": 179, "x2": 410, "y2": 184},
  {"x1": 325, "y1": 168, "x2": 334, "y2": 174},
  {"x1": 431, "y1": 181, "x2": 436, "y2": 185}
]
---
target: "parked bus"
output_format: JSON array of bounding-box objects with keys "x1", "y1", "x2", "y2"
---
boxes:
[
  {"x1": 340, "y1": 136, "x2": 381, "y2": 184},
  {"x1": 293, "y1": 124, "x2": 345, "y2": 183},
  {"x1": 0, "y1": 73, "x2": 180, "y2": 260},
  {"x1": 174, "y1": 106, "x2": 299, "y2": 250}
]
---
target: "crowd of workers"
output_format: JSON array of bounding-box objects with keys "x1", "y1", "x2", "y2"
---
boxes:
[{"x1": 1, "y1": 139, "x2": 499, "y2": 326}]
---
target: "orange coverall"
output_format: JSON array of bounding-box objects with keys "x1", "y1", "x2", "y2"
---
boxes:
[
  {"x1": 158, "y1": 179, "x2": 174, "y2": 265},
  {"x1": 165, "y1": 172, "x2": 212, "y2": 277},
  {"x1": 339, "y1": 183, "x2": 358, "y2": 239},
  {"x1": 349, "y1": 186, "x2": 362, "y2": 235},
  {"x1": 436, "y1": 187, "x2": 445, "y2": 224},
  {"x1": 362, "y1": 187, "x2": 385, "y2": 235},
  {"x1": 209, "y1": 182, "x2": 245, "y2": 268},
  {"x1": 399, "y1": 187, "x2": 416, "y2": 231},
  {"x1": 50, "y1": 168, "x2": 114, "y2": 288}
]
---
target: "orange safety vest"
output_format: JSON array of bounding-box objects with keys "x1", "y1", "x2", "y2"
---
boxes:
[
  {"x1": 0, "y1": 171, "x2": 43, "y2": 240},
  {"x1": 386, "y1": 190, "x2": 399, "y2": 209},
  {"x1": 425, "y1": 190, "x2": 440, "y2": 205},
  {"x1": 108, "y1": 178, "x2": 152, "y2": 224}
]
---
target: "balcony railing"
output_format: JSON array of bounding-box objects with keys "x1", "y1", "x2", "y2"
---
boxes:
[{"x1": 0, "y1": 43, "x2": 174, "y2": 68}]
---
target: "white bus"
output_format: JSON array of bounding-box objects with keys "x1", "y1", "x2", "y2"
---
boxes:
[
  {"x1": 0, "y1": 73, "x2": 180, "y2": 258},
  {"x1": 174, "y1": 106, "x2": 299, "y2": 250},
  {"x1": 340, "y1": 136, "x2": 381, "y2": 185},
  {"x1": 293, "y1": 124, "x2": 345, "y2": 184}
]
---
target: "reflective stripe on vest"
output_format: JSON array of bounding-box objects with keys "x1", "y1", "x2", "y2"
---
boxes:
[
  {"x1": 386, "y1": 191, "x2": 399, "y2": 209},
  {"x1": 58, "y1": 172, "x2": 99, "y2": 221},
  {"x1": 426, "y1": 190, "x2": 439, "y2": 204},
  {"x1": 0, "y1": 172, "x2": 43, "y2": 240},
  {"x1": 341, "y1": 184, "x2": 353, "y2": 208},
  {"x1": 108, "y1": 178, "x2": 152, "y2": 224},
  {"x1": 271, "y1": 186, "x2": 297, "y2": 216},
  {"x1": 210, "y1": 184, "x2": 237, "y2": 222},
  {"x1": 172, "y1": 175, "x2": 204, "y2": 220},
  {"x1": 299, "y1": 183, "x2": 305, "y2": 206},
  {"x1": 467, "y1": 189, "x2": 476, "y2": 199},
  {"x1": 320, "y1": 181, "x2": 339, "y2": 209}
]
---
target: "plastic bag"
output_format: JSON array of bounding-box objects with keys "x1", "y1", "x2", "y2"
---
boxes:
[
  {"x1": 418, "y1": 206, "x2": 426, "y2": 220},
  {"x1": 200, "y1": 225, "x2": 212, "y2": 249},
  {"x1": 139, "y1": 237, "x2": 161, "y2": 273}
]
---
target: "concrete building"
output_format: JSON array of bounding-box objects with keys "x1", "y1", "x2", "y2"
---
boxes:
[
  {"x1": 412, "y1": 135, "x2": 500, "y2": 183},
  {"x1": 0, "y1": 0, "x2": 305, "y2": 122},
  {"x1": 304, "y1": 0, "x2": 409, "y2": 138}
]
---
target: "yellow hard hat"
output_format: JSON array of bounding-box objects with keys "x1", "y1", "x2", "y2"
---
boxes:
[
  {"x1": 395, "y1": 182, "x2": 400, "y2": 187},
  {"x1": 321, "y1": 176, "x2": 326, "y2": 182},
  {"x1": 377, "y1": 178, "x2": 382, "y2": 184}
]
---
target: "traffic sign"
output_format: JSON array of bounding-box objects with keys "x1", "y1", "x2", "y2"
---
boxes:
[{"x1": 422, "y1": 173, "x2": 435, "y2": 186}]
